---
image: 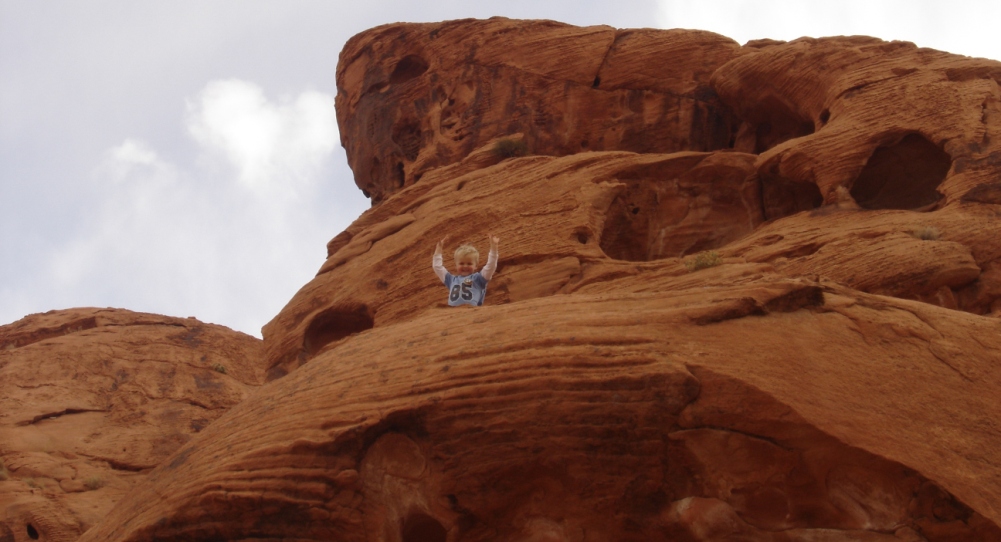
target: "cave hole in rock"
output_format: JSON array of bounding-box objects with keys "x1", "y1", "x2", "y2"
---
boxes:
[
  {"x1": 401, "y1": 512, "x2": 447, "y2": 542},
  {"x1": 850, "y1": 133, "x2": 951, "y2": 210},
  {"x1": 303, "y1": 305, "x2": 374, "y2": 358},
  {"x1": 389, "y1": 55, "x2": 429, "y2": 85},
  {"x1": 26, "y1": 524, "x2": 39, "y2": 540},
  {"x1": 747, "y1": 95, "x2": 815, "y2": 153}
]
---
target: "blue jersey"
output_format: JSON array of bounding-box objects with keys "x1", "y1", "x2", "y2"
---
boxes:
[{"x1": 443, "y1": 272, "x2": 489, "y2": 306}]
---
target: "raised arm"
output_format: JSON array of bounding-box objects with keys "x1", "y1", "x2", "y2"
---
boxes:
[
  {"x1": 432, "y1": 236, "x2": 449, "y2": 283},
  {"x1": 481, "y1": 234, "x2": 500, "y2": 281}
]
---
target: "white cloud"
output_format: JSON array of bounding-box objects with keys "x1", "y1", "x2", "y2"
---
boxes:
[
  {"x1": 105, "y1": 139, "x2": 164, "y2": 177},
  {"x1": 38, "y1": 81, "x2": 363, "y2": 336},
  {"x1": 186, "y1": 79, "x2": 339, "y2": 199}
]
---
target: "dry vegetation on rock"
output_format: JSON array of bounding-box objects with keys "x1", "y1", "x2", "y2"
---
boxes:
[
  {"x1": 684, "y1": 250, "x2": 723, "y2": 272},
  {"x1": 912, "y1": 225, "x2": 942, "y2": 241},
  {"x1": 492, "y1": 137, "x2": 529, "y2": 159}
]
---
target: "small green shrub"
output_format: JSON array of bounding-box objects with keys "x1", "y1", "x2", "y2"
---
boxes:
[
  {"x1": 25, "y1": 478, "x2": 38, "y2": 488},
  {"x1": 211, "y1": 363, "x2": 227, "y2": 374},
  {"x1": 684, "y1": 250, "x2": 723, "y2": 272},
  {"x1": 912, "y1": 225, "x2": 941, "y2": 241},
  {"x1": 492, "y1": 137, "x2": 528, "y2": 159},
  {"x1": 83, "y1": 476, "x2": 105, "y2": 490}
]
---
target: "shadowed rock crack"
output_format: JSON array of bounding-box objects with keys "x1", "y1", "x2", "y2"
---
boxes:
[
  {"x1": 75, "y1": 453, "x2": 153, "y2": 472},
  {"x1": 19, "y1": 408, "x2": 109, "y2": 426}
]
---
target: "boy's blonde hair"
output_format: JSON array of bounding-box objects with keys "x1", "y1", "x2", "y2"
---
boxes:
[{"x1": 453, "y1": 244, "x2": 479, "y2": 262}]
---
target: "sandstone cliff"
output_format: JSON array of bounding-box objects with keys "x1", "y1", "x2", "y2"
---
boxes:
[{"x1": 6, "y1": 17, "x2": 1001, "y2": 542}]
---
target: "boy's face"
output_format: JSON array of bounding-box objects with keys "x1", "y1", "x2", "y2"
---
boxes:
[{"x1": 454, "y1": 255, "x2": 477, "y2": 275}]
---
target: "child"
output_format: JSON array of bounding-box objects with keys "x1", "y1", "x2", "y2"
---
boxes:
[{"x1": 432, "y1": 235, "x2": 499, "y2": 306}]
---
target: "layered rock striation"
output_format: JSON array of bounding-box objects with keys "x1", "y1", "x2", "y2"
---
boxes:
[
  {"x1": 81, "y1": 282, "x2": 1001, "y2": 541},
  {"x1": 8, "y1": 17, "x2": 1001, "y2": 542}
]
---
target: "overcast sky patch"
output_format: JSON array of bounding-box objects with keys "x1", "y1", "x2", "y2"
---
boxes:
[
  {"x1": 658, "y1": 0, "x2": 1001, "y2": 61},
  {"x1": 26, "y1": 82, "x2": 344, "y2": 335}
]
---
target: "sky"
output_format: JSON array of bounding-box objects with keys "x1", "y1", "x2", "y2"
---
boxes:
[{"x1": 3, "y1": 1, "x2": 1001, "y2": 337}]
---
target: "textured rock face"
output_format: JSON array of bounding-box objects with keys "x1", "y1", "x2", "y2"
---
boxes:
[
  {"x1": 260, "y1": 149, "x2": 771, "y2": 379},
  {"x1": 44, "y1": 18, "x2": 1001, "y2": 542},
  {"x1": 335, "y1": 19, "x2": 744, "y2": 203},
  {"x1": 0, "y1": 309, "x2": 263, "y2": 542},
  {"x1": 81, "y1": 285, "x2": 1001, "y2": 541}
]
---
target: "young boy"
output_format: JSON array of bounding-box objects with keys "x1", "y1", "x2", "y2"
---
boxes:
[{"x1": 432, "y1": 235, "x2": 500, "y2": 306}]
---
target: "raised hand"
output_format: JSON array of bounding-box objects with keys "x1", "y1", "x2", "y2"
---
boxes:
[
  {"x1": 489, "y1": 234, "x2": 500, "y2": 249},
  {"x1": 435, "y1": 235, "x2": 450, "y2": 255}
]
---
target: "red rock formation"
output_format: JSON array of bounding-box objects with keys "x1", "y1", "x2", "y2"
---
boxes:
[
  {"x1": 335, "y1": 19, "x2": 745, "y2": 203},
  {"x1": 712, "y1": 37, "x2": 1001, "y2": 221},
  {"x1": 0, "y1": 309, "x2": 263, "y2": 541},
  {"x1": 27, "y1": 17, "x2": 1001, "y2": 542},
  {"x1": 79, "y1": 283, "x2": 1001, "y2": 541}
]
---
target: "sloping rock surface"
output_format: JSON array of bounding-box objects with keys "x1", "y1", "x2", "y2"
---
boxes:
[
  {"x1": 81, "y1": 284, "x2": 1001, "y2": 541},
  {"x1": 0, "y1": 308, "x2": 263, "y2": 542},
  {"x1": 33, "y1": 17, "x2": 1001, "y2": 542}
]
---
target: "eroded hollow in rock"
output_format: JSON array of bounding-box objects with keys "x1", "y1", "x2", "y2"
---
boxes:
[
  {"x1": 389, "y1": 55, "x2": 429, "y2": 85},
  {"x1": 850, "y1": 133, "x2": 951, "y2": 210},
  {"x1": 303, "y1": 305, "x2": 374, "y2": 358},
  {"x1": 600, "y1": 184, "x2": 654, "y2": 261},
  {"x1": 26, "y1": 524, "x2": 39, "y2": 540},
  {"x1": 401, "y1": 512, "x2": 447, "y2": 542},
  {"x1": 599, "y1": 157, "x2": 760, "y2": 260},
  {"x1": 392, "y1": 118, "x2": 423, "y2": 162},
  {"x1": 738, "y1": 95, "x2": 816, "y2": 154},
  {"x1": 396, "y1": 162, "x2": 406, "y2": 188}
]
